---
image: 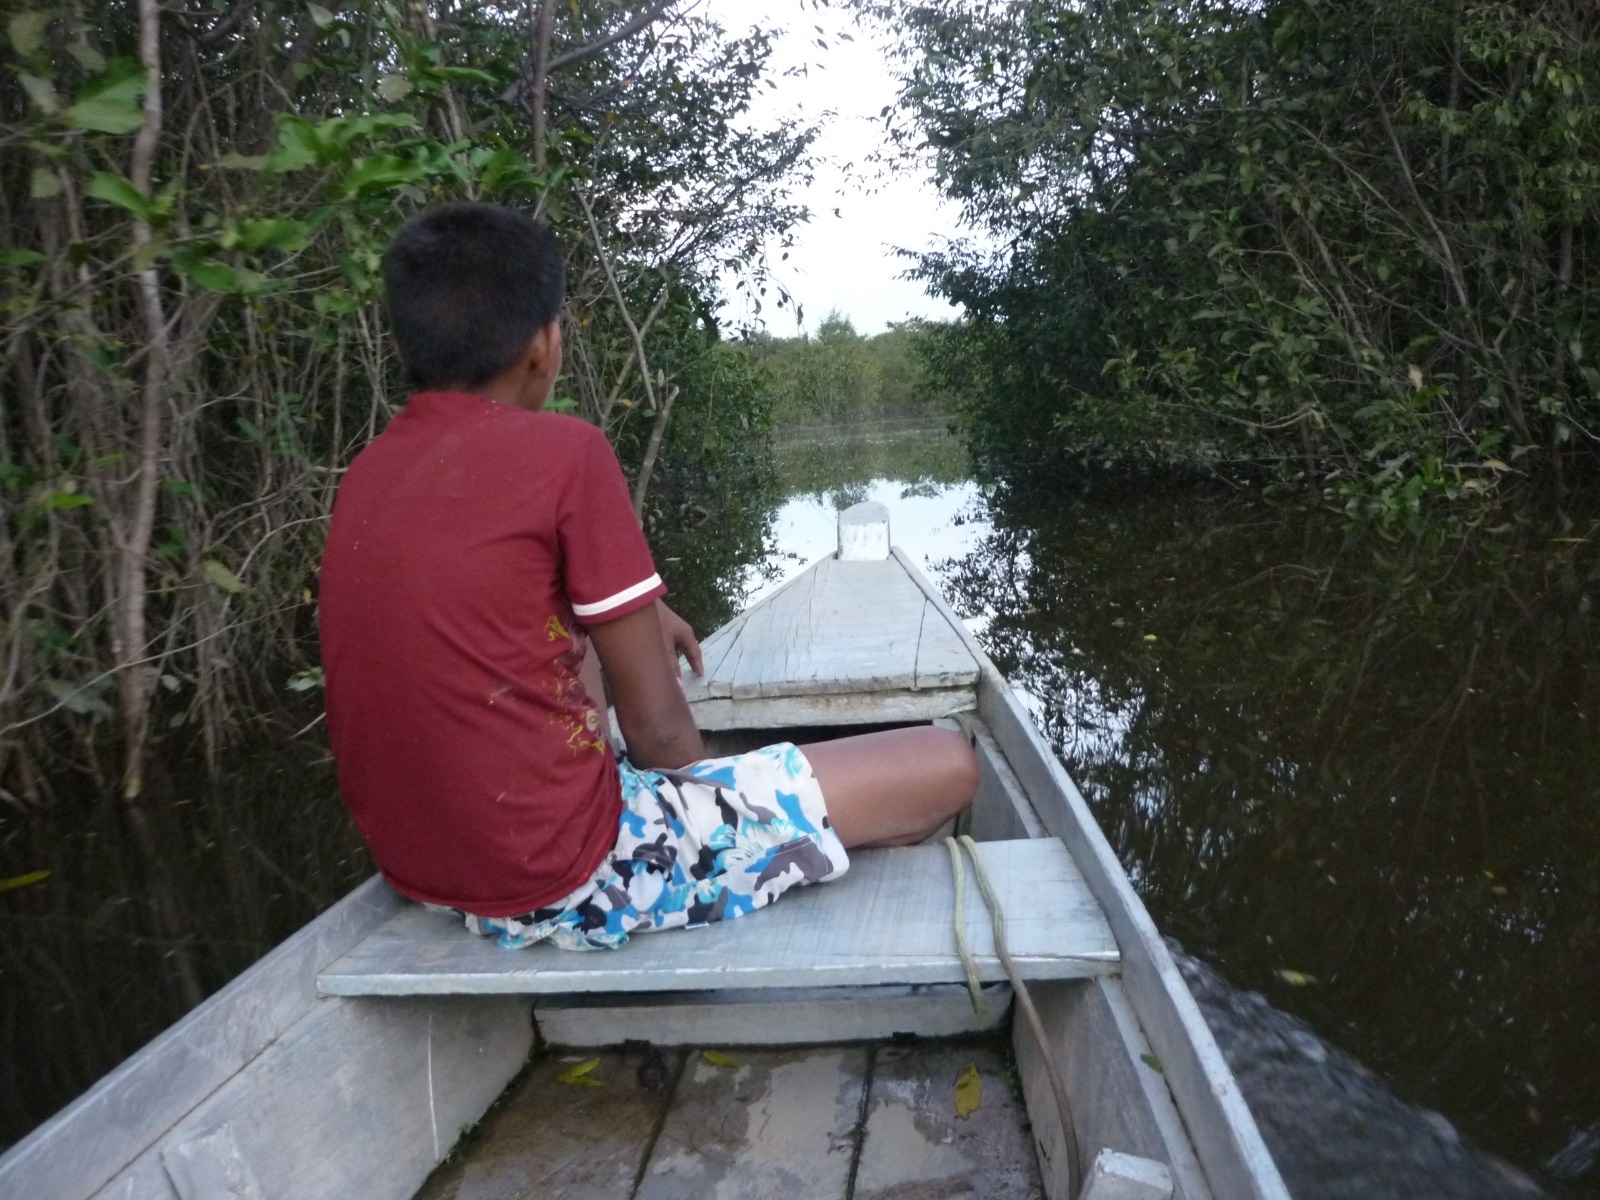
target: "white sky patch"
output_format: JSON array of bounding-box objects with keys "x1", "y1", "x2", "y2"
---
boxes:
[{"x1": 702, "y1": 0, "x2": 967, "y2": 336}]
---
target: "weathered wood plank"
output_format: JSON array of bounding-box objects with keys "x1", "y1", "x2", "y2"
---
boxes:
[
  {"x1": 683, "y1": 549, "x2": 976, "y2": 725},
  {"x1": 682, "y1": 610, "x2": 748, "y2": 703},
  {"x1": 1014, "y1": 979, "x2": 1210, "y2": 1200},
  {"x1": 161, "y1": 1124, "x2": 266, "y2": 1200},
  {"x1": 968, "y1": 724, "x2": 1049, "y2": 842},
  {"x1": 891, "y1": 546, "x2": 1288, "y2": 1200},
  {"x1": 416, "y1": 1048, "x2": 677, "y2": 1200},
  {"x1": 94, "y1": 995, "x2": 531, "y2": 1200},
  {"x1": 636, "y1": 1047, "x2": 868, "y2": 1200},
  {"x1": 685, "y1": 560, "x2": 822, "y2": 703},
  {"x1": 727, "y1": 559, "x2": 824, "y2": 697},
  {"x1": 534, "y1": 983, "x2": 1011, "y2": 1047},
  {"x1": 915, "y1": 595, "x2": 981, "y2": 690},
  {"x1": 854, "y1": 1042, "x2": 1044, "y2": 1200},
  {"x1": 0, "y1": 877, "x2": 401, "y2": 1200},
  {"x1": 724, "y1": 558, "x2": 930, "y2": 700},
  {"x1": 319, "y1": 839, "x2": 1118, "y2": 996},
  {"x1": 686, "y1": 685, "x2": 976, "y2": 731}
]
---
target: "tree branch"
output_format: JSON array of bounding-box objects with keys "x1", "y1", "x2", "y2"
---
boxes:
[{"x1": 547, "y1": 0, "x2": 677, "y2": 73}]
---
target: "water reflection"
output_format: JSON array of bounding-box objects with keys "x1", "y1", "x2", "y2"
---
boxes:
[
  {"x1": 753, "y1": 420, "x2": 987, "y2": 600},
  {"x1": 940, "y1": 481, "x2": 1600, "y2": 1188}
]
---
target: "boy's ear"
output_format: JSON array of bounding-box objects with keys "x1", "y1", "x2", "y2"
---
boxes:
[
  {"x1": 528, "y1": 318, "x2": 561, "y2": 370},
  {"x1": 518, "y1": 318, "x2": 562, "y2": 410}
]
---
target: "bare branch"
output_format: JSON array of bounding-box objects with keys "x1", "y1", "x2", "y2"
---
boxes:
[{"x1": 547, "y1": 0, "x2": 677, "y2": 73}]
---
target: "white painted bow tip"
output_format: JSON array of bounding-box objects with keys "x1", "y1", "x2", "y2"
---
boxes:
[{"x1": 837, "y1": 501, "x2": 890, "y2": 560}]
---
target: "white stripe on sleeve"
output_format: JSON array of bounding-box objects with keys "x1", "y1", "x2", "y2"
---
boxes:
[{"x1": 570, "y1": 573, "x2": 663, "y2": 618}]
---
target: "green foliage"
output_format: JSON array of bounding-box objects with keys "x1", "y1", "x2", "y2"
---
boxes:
[
  {"x1": 750, "y1": 313, "x2": 954, "y2": 425},
  {"x1": 873, "y1": 0, "x2": 1600, "y2": 513},
  {"x1": 0, "y1": 1, "x2": 808, "y2": 808},
  {"x1": 637, "y1": 337, "x2": 779, "y2": 633}
]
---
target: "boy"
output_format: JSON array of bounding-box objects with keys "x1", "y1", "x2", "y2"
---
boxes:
[{"x1": 319, "y1": 203, "x2": 976, "y2": 950}]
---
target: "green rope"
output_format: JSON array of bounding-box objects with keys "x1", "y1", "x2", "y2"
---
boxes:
[
  {"x1": 945, "y1": 835, "x2": 987, "y2": 1017},
  {"x1": 947, "y1": 833, "x2": 1082, "y2": 1193}
]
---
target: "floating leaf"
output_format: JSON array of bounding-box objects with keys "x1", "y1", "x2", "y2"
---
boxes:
[
  {"x1": 700, "y1": 1050, "x2": 739, "y2": 1067},
  {"x1": 954, "y1": 1061, "x2": 982, "y2": 1119},
  {"x1": 1274, "y1": 968, "x2": 1318, "y2": 987},
  {"x1": 202, "y1": 560, "x2": 247, "y2": 594},
  {"x1": 557, "y1": 1057, "x2": 602, "y2": 1086},
  {"x1": 0, "y1": 870, "x2": 50, "y2": 893}
]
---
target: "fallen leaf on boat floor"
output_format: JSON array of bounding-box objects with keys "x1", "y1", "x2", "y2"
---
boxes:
[
  {"x1": 557, "y1": 1057, "x2": 603, "y2": 1086},
  {"x1": 954, "y1": 1061, "x2": 982, "y2": 1118}
]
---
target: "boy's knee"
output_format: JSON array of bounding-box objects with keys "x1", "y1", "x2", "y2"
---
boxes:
[{"x1": 929, "y1": 725, "x2": 979, "y2": 813}]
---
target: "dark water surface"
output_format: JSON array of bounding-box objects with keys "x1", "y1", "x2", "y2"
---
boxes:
[
  {"x1": 942, "y1": 478, "x2": 1599, "y2": 1196},
  {"x1": 770, "y1": 423, "x2": 1599, "y2": 1195},
  {"x1": 4, "y1": 418, "x2": 1596, "y2": 1199}
]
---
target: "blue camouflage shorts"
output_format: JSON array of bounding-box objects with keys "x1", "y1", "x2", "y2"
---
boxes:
[{"x1": 459, "y1": 742, "x2": 850, "y2": 950}]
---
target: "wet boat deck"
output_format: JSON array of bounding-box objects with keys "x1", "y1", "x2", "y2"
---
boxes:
[{"x1": 416, "y1": 1038, "x2": 1044, "y2": 1200}]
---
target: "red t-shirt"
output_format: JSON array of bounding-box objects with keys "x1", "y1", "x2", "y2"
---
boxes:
[{"x1": 318, "y1": 392, "x2": 666, "y2": 916}]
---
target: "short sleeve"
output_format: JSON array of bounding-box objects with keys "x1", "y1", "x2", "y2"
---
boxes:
[{"x1": 557, "y1": 423, "x2": 667, "y2": 623}]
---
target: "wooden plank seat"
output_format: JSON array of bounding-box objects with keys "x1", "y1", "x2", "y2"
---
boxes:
[{"x1": 317, "y1": 838, "x2": 1119, "y2": 997}]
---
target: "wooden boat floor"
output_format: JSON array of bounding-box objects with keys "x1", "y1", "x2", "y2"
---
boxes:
[{"x1": 417, "y1": 1039, "x2": 1044, "y2": 1200}]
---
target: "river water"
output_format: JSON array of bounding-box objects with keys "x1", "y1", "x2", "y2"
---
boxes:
[
  {"x1": 770, "y1": 419, "x2": 1600, "y2": 1199},
  {"x1": 3, "y1": 417, "x2": 1596, "y2": 1198}
]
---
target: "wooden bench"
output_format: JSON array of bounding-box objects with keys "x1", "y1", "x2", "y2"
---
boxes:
[{"x1": 316, "y1": 838, "x2": 1119, "y2": 997}]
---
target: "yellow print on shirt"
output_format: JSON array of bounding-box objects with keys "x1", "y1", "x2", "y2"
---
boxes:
[{"x1": 546, "y1": 612, "x2": 606, "y2": 756}]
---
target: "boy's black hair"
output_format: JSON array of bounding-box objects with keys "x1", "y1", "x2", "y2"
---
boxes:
[{"x1": 382, "y1": 203, "x2": 565, "y2": 390}]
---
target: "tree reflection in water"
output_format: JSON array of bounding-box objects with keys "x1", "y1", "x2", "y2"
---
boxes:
[{"x1": 941, "y1": 481, "x2": 1600, "y2": 1188}]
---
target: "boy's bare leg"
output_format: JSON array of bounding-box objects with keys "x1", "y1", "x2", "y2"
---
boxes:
[{"x1": 799, "y1": 726, "x2": 979, "y2": 849}]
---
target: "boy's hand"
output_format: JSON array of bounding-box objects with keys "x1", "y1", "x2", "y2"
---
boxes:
[
  {"x1": 658, "y1": 601, "x2": 703, "y2": 676},
  {"x1": 590, "y1": 603, "x2": 705, "y2": 769}
]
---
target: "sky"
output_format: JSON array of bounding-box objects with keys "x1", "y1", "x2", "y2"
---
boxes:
[{"x1": 700, "y1": 0, "x2": 968, "y2": 336}]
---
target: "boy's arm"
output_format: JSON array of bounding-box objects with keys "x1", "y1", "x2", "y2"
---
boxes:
[
  {"x1": 658, "y1": 601, "x2": 704, "y2": 676},
  {"x1": 587, "y1": 602, "x2": 705, "y2": 769}
]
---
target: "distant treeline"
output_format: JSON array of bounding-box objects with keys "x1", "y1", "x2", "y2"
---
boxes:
[
  {"x1": 744, "y1": 313, "x2": 952, "y2": 426},
  {"x1": 871, "y1": 0, "x2": 1600, "y2": 517}
]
